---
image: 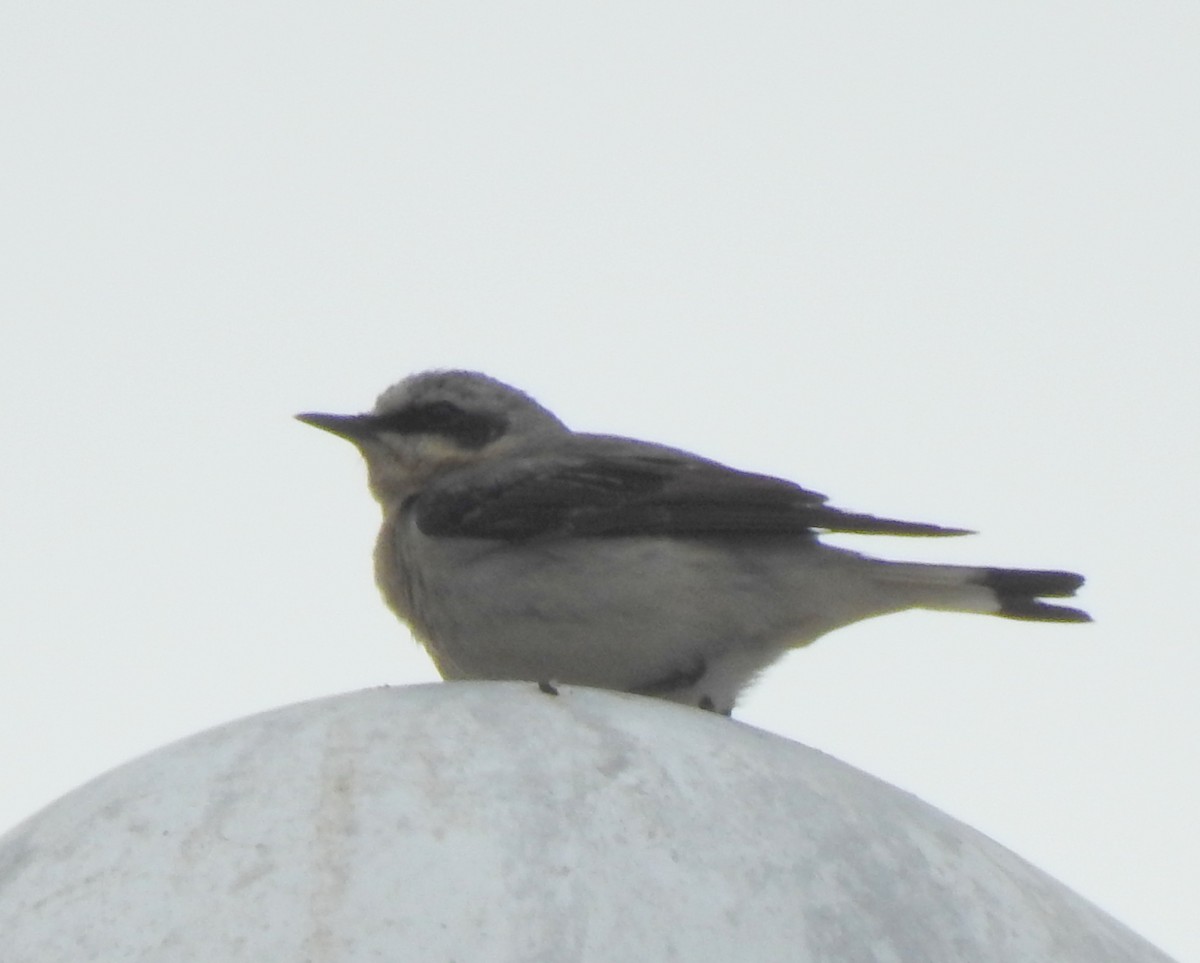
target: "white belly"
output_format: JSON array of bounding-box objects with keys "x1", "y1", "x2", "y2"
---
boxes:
[{"x1": 378, "y1": 514, "x2": 878, "y2": 695}]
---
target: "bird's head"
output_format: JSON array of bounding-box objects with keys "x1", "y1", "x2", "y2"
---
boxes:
[{"x1": 297, "y1": 370, "x2": 567, "y2": 504}]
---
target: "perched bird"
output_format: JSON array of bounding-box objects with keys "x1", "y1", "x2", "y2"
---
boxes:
[{"x1": 298, "y1": 370, "x2": 1089, "y2": 714}]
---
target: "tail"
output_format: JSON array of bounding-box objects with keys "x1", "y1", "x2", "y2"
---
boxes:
[
  {"x1": 977, "y1": 568, "x2": 1090, "y2": 622},
  {"x1": 873, "y1": 563, "x2": 1091, "y2": 623}
]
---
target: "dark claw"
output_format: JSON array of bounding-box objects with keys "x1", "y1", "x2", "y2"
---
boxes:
[{"x1": 537, "y1": 680, "x2": 559, "y2": 696}]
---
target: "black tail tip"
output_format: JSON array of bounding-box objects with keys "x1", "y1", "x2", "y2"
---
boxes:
[
  {"x1": 998, "y1": 600, "x2": 1093, "y2": 623},
  {"x1": 978, "y1": 569, "x2": 1092, "y2": 623}
]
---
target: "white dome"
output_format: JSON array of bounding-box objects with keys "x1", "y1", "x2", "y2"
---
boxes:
[{"x1": 0, "y1": 683, "x2": 1176, "y2": 962}]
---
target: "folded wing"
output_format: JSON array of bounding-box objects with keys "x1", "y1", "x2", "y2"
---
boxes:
[{"x1": 414, "y1": 436, "x2": 971, "y2": 542}]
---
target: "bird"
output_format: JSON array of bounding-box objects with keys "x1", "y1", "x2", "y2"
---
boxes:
[{"x1": 298, "y1": 370, "x2": 1089, "y2": 715}]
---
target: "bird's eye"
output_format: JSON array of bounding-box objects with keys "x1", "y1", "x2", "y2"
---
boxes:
[
  {"x1": 375, "y1": 401, "x2": 507, "y2": 449},
  {"x1": 423, "y1": 401, "x2": 462, "y2": 421},
  {"x1": 373, "y1": 401, "x2": 461, "y2": 433}
]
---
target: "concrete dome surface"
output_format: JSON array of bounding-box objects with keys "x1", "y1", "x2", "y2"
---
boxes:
[{"x1": 0, "y1": 683, "x2": 1176, "y2": 962}]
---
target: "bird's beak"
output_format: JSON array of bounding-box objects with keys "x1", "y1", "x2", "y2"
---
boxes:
[{"x1": 295, "y1": 412, "x2": 380, "y2": 442}]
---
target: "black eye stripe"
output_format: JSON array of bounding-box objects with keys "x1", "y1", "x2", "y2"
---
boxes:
[{"x1": 373, "y1": 402, "x2": 507, "y2": 449}]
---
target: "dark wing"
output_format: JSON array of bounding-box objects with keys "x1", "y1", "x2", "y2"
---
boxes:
[{"x1": 413, "y1": 437, "x2": 971, "y2": 542}]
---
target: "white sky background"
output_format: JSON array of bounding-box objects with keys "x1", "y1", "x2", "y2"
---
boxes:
[{"x1": 2, "y1": 4, "x2": 1197, "y2": 959}]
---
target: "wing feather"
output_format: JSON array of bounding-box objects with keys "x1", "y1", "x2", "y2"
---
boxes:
[{"x1": 414, "y1": 436, "x2": 970, "y2": 542}]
